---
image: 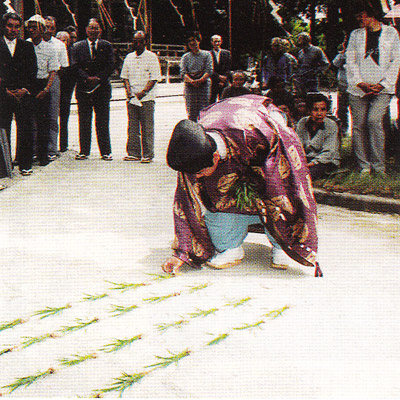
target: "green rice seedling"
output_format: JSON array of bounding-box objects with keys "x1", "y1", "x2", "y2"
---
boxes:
[
  {"x1": 0, "y1": 347, "x2": 14, "y2": 356},
  {"x1": 2, "y1": 368, "x2": 55, "y2": 393},
  {"x1": 206, "y1": 333, "x2": 229, "y2": 346},
  {"x1": 109, "y1": 304, "x2": 139, "y2": 317},
  {"x1": 225, "y1": 297, "x2": 251, "y2": 308},
  {"x1": 59, "y1": 353, "x2": 98, "y2": 367},
  {"x1": 81, "y1": 293, "x2": 109, "y2": 302},
  {"x1": 21, "y1": 333, "x2": 58, "y2": 348},
  {"x1": 187, "y1": 308, "x2": 218, "y2": 318},
  {"x1": 143, "y1": 292, "x2": 180, "y2": 303},
  {"x1": 32, "y1": 304, "x2": 72, "y2": 319},
  {"x1": 59, "y1": 318, "x2": 99, "y2": 334},
  {"x1": 187, "y1": 283, "x2": 210, "y2": 293},
  {"x1": 233, "y1": 320, "x2": 265, "y2": 331},
  {"x1": 145, "y1": 349, "x2": 191, "y2": 369},
  {"x1": 100, "y1": 335, "x2": 142, "y2": 353},
  {"x1": 95, "y1": 371, "x2": 149, "y2": 397},
  {"x1": 262, "y1": 305, "x2": 290, "y2": 319},
  {"x1": 156, "y1": 319, "x2": 189, "y2": 332},
  {"x1": 0, "y1": 318, "x2": 25, "y2": 332},
  {"x1": 106, "y1": 281, "x2": 148, "y2": 292},
  {"x1": 146, "y1": 273, "x2": 175, "y2": 281}
]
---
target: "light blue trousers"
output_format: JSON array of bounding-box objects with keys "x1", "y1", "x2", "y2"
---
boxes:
[{"x1": 204, "y1": 211, "x2": 282, "y2": 253}]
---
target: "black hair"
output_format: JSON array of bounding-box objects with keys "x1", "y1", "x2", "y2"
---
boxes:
[
  {"x1": 2, "y1": 12, "x2": 22, "y2": 27},
  {"x1": 305, "y1": 93, "x2": 331, "y2": 111},
  {"x1": 354, "y1": 0, "x2": 384, "y2": 21},
  {"x1": 65, "y1": 25, "x2": 77, "y2": 33},
  {"x1": 185, "y1": 30, "x2": 202, "y2": 43}
]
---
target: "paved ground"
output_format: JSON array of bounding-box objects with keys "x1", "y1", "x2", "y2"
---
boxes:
[{"x1": 1, "y1": 84, "x2": 400, "y2": 398}]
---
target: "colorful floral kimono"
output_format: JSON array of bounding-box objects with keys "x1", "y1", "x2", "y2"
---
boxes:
[{"x1": 172, "y1": 95, "x2": 318, "y2": 268}]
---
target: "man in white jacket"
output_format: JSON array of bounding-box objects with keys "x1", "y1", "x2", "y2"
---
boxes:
[{"x1": 346, "y1": 1, "x2": 400, "y2": 176}]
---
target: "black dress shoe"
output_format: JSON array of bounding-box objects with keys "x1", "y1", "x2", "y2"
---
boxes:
[{"x1": 39, "y1": 159, "x2": 50, "y2": 166}]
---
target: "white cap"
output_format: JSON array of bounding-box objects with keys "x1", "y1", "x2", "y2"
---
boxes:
[{"x1": 25, "y1": 14, "x2": 46, "y2": 27}]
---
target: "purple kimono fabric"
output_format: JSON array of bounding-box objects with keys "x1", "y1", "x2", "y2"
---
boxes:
[{"x1": 172, "y1": 95, "x2": 318, "y2": 268}]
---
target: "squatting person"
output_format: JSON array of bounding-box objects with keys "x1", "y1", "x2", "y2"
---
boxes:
[{"x1": 162, "y1": 94, "x2": 318, "y2": 275}]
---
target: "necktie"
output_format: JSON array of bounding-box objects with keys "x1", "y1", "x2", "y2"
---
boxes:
[{"x1": 91, "y1": 41, "x2": 97, "y2": 59}]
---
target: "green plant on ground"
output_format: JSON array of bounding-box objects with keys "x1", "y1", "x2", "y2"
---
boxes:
[
  {"x1": 156, "y1": 319, "x2": 189, "y2": 332},
  {"x1": 206, "y1": 333, "x2": 229, "y2": 346},
  {"x1": 81, "y1": 293, "x2": 109, "y2": 302},
  {"x1": 106, "y1": 281, "x2": 148, "y2": 292},
  {"x1": 146, "y1": 273, "x2": 175, "y2": 281},
  {"x1": 225, "y1": 297, "x2": 252, "y2": 308},
  {"x1": 32, "y1": 304, "x2": 72, "y2": 319},
  {"x1": 59, "y1": 353, "x2": 98, "y2": 367},
  {"x1": 109, "y1": 304, "x2": 139, "y2": 317},
  {"x1": 2, "y1": 368, "x2": 55, "y2": 393},
  {"x1": 144, "y1": 349, "x2": 191, "y2": 369},
  {"x1": 21, "y1": 333, "x2": 56, "y2": 348},
  {"x1": 95, "y1": 371, "x2": 149, "y2": 397},
  {"x1": 187, "y1": 283, "x2": 210, "y2": 293},
  {"x1": 100, "y1": 335, "x2": 142, "y2": 353},
  {"x1": 59, "y1": 318, "x2": 99, "y2": 334},
  {"x1": 143, "y1": 292, "x2": 180, "y2": 303},
  {"x1": 263, "y1": 305, "x2": 290, "y2": 319},
  {"x1": 188, "y1": 308, "x2": 219, "y2": 318},
  {"x1": 233, "y1": 320, "x2": 265, "y2": 331},
  {"x1": 313, "y1": 137, "x2": 400, "y2": 198},
  {"x1": 0, "y1": 318, "x2": 25, "y2": 332},
  {"x1": 0, "y1": 347, "x2": 13, "y2": 356}
]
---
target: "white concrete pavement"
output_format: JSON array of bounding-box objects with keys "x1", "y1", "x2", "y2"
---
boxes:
[{"x1": 0, "y1": 84, "x2": 400, "y2": 398}]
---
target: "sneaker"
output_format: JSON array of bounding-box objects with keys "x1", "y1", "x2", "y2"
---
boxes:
[
  {"x1": 123, "y1": 155, "x2": 141, "y2": 161},
  {"x1": 206, "y1": 246, "x2": 244, "y2": 269},
  {"x1": 20, "y1": 169, "x2": 33, "y2": 176},
  {"x1": 75, "y1": 154, "x2": 88, "y2": 160},
  {"x1": 359, "y1": 168, "x2": 370, "y2": 177},
  {"x1": 101, "y1": 154, "x2": 113, "y2": 161},
  {"x1": 141, "y1": 157, "x2": 153, "y2": 163},
  {"x1": 271, "y1": 248, "x2": 289, "y2": 270},
  {"x1": 48, "y1": 154, "x2": 58, "y2": 162}
]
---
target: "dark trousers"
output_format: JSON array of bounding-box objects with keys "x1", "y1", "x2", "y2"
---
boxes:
[
  {"x1": 337, "y1": 86, "x2": 349, "y2": 136},
  {"x1": 0, "y1": 94, "x2": 34, "y2": 171},
  {"x1": 31, "y1": 93, "x2": 50, "y2": 165},
  {"x1": 210, "y1": 79, "x2": 225, "y2": 104},
  {"x1": 59, "y1": 74, "x2": 76, "y2": 152},
  {"x1": 77, "y1": 94, "x2": 111, "y2": 156},
  {"x1": 309, "y1": 162, "x2": 337, "y2": 180}
]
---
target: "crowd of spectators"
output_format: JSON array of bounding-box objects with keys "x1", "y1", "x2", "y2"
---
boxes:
[{"x1": 1, "y1": 0, "x2": 400, "y2": 183}]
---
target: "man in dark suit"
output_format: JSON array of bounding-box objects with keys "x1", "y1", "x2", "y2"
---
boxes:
[
  {"x1": 0, "y1": 12, "x2": 37, "y2": 175},
  {"x1": 209, "y1": 35, "x2": 231, "y2": 103},
  {"x1": 71, "y1": 18, "x2": 114, "y2": 160}
]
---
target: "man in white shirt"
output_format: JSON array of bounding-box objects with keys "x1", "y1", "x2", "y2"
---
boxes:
[
  {"x1": 120, "y1": 31, "x2": 161, "y2": 163},
  {"x1": 44, "y1": 16, "x2": 69, "y2": 160},
  {"x1": 346, "y1": 1, "x2": 400, "y2": 176},
  {"x1": 26, "y1": 14, "x2": 58, "y2": 166}
]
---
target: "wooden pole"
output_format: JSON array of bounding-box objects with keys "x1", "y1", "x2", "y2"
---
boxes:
[
  {"x1": 12, "y1": 0, "x2": 24, "y2": 17},
  {"x1": 12, "y1": 0, "x2": 24, "y2": 38},
  {"x1": 228, "y1": 0, "x2": 232, "y2": 53},
  {"x1": 147, "y1": 0, "x2": 152, "y2": 43}
]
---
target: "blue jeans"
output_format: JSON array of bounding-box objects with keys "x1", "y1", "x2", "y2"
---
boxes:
[{"x1": 204, "y1": 211, "x2": 282, "y2": 253}]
